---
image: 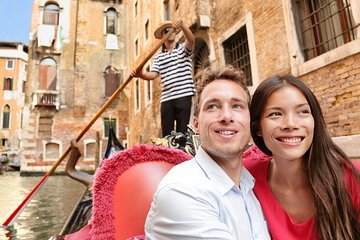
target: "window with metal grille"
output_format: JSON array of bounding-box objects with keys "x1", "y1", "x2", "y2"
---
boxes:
[
  {"x1": 104, "y1": 118, "x2": 116, "y2": 138},
  {"x1": 223, "y1": 26, "x2": 253, "y2": 86},
  {"x1": 294, "y1": 0, "x2": 359, "y2": 60}
]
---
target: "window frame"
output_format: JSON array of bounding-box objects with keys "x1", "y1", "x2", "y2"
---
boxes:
[
  {"x1": 43, "y1": 3, "x2": 60, "y2": 25},
  {"x1": 2, "y1": 105, "x2": 10, "y2": 129},
  {"x1": 282, "y1": 0, "x2": 360, "y2": 76},
  {"x1": 294, "y1": 0, "x2": 359, "y2": 60},
  {"x1": 103, "y1": 117, "x2": 117, "y2": 138},
  {"x1": 223, "y1": 26, "x2": 253, "y2": 87},
  {"x1": 163, "y1": 0, "x2": 171, "y2": 21},
  {"x1": 134, "y1": 78, "x2": 141, "y2": 113},
  {"x1": 220, "y1": 12, "x2": 259, "y2": 94},
  {"x1": 43, "y1": 140, "x2": 61, "y2": 161},
  {"x1": 39, "y1": 57, "x2": 57, "y2": 91},
  {"x1": 3, "y1": 77, "x2": 13, "y2": 91},
  {"x1": 145, "y1": 19, "x2": 149, "y2": 42},
  {"x1": 38, "y1": 116, "x2": 53, "y2": 138},
  {"x1": 144, "y1": 65, "x2": 153, "y2": 106},
  {"x1": 134, "y1": 0, "x2": 138, "y2": 18},
  {"x1": 105, "y1": 7, "x2": 118, "y2": 35},
  {"x1": 84, "y1": 139, "x2": 97, "y2": 161},
  {"x1": 6, "y1": 59, "x2": 14, "y2": 70},
  {"x1": 104, "y1": 66, "x2": 121, "y2": 97}
]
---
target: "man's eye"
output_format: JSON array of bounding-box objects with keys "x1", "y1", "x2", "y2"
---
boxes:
[
  {"x1": 206, "y1": 104, "x2": 218, "y2": 110},
  {"x1": 233, "y1": 103, "x2": 246, "y2": 109}
]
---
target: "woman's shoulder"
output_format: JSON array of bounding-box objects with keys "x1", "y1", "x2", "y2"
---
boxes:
[
  {"x1": 344, "y1": 161, "x2": 360, "y2": 210},
  {"x1": 352, "y1": 161, "x2": 360, "y2": 171},
  {"x1": 243, "y1": 145, "x2": 271, "y2": 174}
]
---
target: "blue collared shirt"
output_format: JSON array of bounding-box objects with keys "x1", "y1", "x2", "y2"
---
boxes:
[{"x1": 145, "y1": 146, "x2": 270, "y2": 240}]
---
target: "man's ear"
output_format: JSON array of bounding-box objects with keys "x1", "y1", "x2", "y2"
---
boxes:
[{"x1": 193, "y1": 116, "x2": 199, "y2": 134}]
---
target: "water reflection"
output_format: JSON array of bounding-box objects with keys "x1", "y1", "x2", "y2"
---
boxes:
[{"x1": 0, "y1": 171, "x2": 86, "y2": 240}]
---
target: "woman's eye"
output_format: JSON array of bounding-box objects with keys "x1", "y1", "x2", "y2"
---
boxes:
[
  {"x1": 299, "y1": 108, "x2": 311, "y2": 115},
  {"x1": 268, "y1": 112, "x2": 281, "y2": 117}
]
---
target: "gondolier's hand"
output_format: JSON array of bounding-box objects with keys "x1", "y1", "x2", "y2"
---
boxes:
[
  {"x1": 130, "y1": 68, "x2": 143, "y2": 78},
  {"x1": 69, "y1": 139, "x2": 81, "y2": 161},
  {"x1": 130, "y1": 68, "x2": 158, "y2": 81},
  {"x1": 172, "y1": 18, "x2": 183, "y2": 33}
]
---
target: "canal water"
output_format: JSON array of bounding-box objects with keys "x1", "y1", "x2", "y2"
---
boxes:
[{"x1": 0, "y1": 171, "x2": 86, "y2": 240}]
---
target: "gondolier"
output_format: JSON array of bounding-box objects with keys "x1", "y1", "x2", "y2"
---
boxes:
[{"x1": 131, "y1": 18, "x2": 196, "y2": 137}]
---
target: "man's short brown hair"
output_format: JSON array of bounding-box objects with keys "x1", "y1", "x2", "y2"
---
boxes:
[{"x1": 193, "y1": 65, "x2": 250, "y2": 117}]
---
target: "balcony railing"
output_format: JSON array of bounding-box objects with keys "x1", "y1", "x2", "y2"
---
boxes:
[{"x1": 31, "y1": 90, "x2": 60, "y2": 110}]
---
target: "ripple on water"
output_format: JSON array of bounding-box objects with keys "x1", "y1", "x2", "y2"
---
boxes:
[{"x1": 0, "y1": 171, "x2": 86, "y2": 240}]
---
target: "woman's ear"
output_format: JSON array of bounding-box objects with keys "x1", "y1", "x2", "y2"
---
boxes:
[{"x1": 257, "y1": 128, "x2": 262, "y2": 137}]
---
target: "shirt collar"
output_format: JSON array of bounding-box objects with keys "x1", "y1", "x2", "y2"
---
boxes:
[
  {"x1": 162, "y1": 42, "x2": 180, "y2": 52},
  {"x1": 195, "y1": 146, "x2": 255, "y2": 196}
]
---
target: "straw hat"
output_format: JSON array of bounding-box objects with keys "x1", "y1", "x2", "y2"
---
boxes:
[{"x1": 154, "y1": 21, "x2": 181, "y2": 39}]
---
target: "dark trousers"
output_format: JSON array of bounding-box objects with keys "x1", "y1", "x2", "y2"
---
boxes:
[{"x1": 161, "y1": 96, "x2": 192, "y2": 137}]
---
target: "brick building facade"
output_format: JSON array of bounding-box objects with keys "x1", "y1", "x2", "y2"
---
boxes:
[
  {"x1": 124, "y1": 0, "x2": 360, "y2": 159},
  {"x1": 0, "y1": 42, "x2": 27, "y2": 156},
  {"x1": 21, "y1": 0, "x2": 360, "y2": 173},
  {"x1": 21, "y1": 0, "x2": 128, "y2": 173}
]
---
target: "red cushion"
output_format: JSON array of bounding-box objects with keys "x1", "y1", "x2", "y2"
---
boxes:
[
  {"x1": 91, "y1": 145, "x2": 192, "y2": 239},
  {"x1": 113, "y1": 161, "x2": 175, "y2": 239}
]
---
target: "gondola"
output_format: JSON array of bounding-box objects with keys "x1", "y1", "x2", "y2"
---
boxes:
[{"x1": 50, "y1": 126, "x2": 199, "y2": 240}]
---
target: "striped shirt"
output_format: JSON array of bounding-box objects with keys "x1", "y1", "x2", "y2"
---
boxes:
[{"x1": 150, "y1": 43, "x2": 195, "y2": 103}]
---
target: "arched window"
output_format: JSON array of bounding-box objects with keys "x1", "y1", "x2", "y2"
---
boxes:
[
  {"x1": 2, "y1": 105, "x2": 10, "y2": 129},
  {"x1": 43, "y1": 3, "x2": 60, "y2": 25},
  {"x1": 3, "y1": 78, "x2": 13, "y2": 91},
  {"x1": 106, "y1": 8, "x2": 117, "y2": 34},
  {"x1": 193, "y1": 38, "x2": 210, "y2": 80},
  {"x1": 39, "y1": 57, "x2": 57, "y2": 90}
]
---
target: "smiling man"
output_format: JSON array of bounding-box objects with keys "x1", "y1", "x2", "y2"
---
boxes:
[{"x1": 145, "y1": 65, "x2": 270, "y2": 240}]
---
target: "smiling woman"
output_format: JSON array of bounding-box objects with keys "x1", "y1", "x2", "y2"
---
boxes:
[
  {"x1": 243, "y1": 75, "x2": 360, "y2": 240},
  {"x1": 0, "y1": 0, "x2": 33, "y2": 44}
]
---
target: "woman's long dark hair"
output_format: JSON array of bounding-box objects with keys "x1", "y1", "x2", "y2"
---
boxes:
[{"x1": 250, "y1": 75, "x2": 360, "y2": 239}]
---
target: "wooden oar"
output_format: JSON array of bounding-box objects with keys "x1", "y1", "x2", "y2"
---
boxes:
[{"x1": 2, "y1": 28, "x2": 175, "y2": 227}]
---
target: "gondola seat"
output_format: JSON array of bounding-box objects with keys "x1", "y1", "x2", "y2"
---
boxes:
[{"x1": 90, "y1": 144, "x2": 192, "y2": 239}]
